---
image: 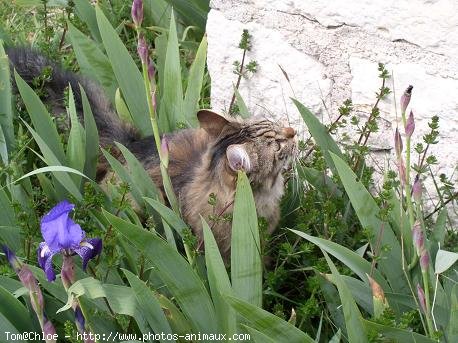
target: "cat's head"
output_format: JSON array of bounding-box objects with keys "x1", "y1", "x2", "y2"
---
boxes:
[{"x1": 198, "y1": 110, "x2": 297, "y2": 186}]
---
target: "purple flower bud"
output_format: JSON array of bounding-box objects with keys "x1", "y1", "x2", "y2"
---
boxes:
[
  {"x1": 147, "y1": 58, "x2": 156, "y2": 83},
  {"x1": 42, "y1": 317, "x2": 57, "y2": 343},
  {"x1": 400, "y1": 85, "x2": 413, "y2": 114},
  {"x1": 394, "y1": 127, "x2": 403, "y2": 157},
  {"x1": 398, "y1": 158, "x2": 406, "y2": 186},
  {"x1": 3, "y1": 245, "x2": 48, "y2": 328},
  {"x1": 18, "y1": 266, "x2": 44, "y2": 313},
  {"x1": 75, "y1": 305, "x2": 86, "y2": 333},
  {"x1": 131, "y1": 0, "x2": 143, "y2": 28},
  {"x1": 161, "y1": 135, "x2": 169, "y2": 168},
  {"x1": 412, "y1": 221, "x2": 424, "y2": 255},
  {"x1": 151, "y1": 89, "x2": 157, "y2": 113},
  {"x1": 405, "y1": 110, "x2": 415, "y2": 138},
  {"x1": 412, "y1": 175, "x2": 422, "y2": 202},
  {"x1": 420, "y1": 250, "x2": 429, "y2": 271},
  {"x1": 137, "y1": 34, "x2": 148, "y2": 65},
  {"x1": 2, "y1": 245, "x2": 21, "y2": 272},
  {"x1": 417, "y1": 283, "x2": 426, "y2": 313}
]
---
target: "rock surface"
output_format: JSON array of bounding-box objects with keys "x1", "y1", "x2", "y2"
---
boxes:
[{"x1": 206, "y1": 0, "x2": 458, "y2": 218}]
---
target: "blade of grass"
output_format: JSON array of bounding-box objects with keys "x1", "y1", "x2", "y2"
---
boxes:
[
  {"x1": 80, "y1": 86, "x2": 99, "y2": 181},
  {"x1": 290, "y1": 230, "x2": 390, "y2": 291},
  {"x1": 67, "y1": 22, "x2": 116, "y2": 100},
  {"x1": 202, "y1": 218, "x2": 236, "y2": 336},
  {"x1": 0, "y1": 42, "x2": 14, "y2": 159},
  {"x1": 224, "y1": 295, "x2": 314, "y2": 343},
  {"x1": 231, "y1": 171, "x2": 262, "y2": 307},
  {"x1": 96, "y1": 6, "x2": 152, "y2": 136},
  {"x1": 122, "y1": 269, "x2": 174, "y2": 342},
  {"x1": 321, "y1": 250, "x2": 367, "y2": 343},
  {"x1": 159, "y1": 11, "x2": 184, "y2": 131},
  {"x1": 14, "y1": 71, "x2": 66, "y2": 163},
  {"x1": 183, "y1": 35, "x2": 207, "y2": 126},
  {"x1": 292, "y1": 98, "x2": 343, "y2": 174}
]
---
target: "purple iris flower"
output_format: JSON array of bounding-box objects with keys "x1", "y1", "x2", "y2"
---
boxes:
[{"x1": 37, "y1": 200, "x2": 102, "y2": 282}]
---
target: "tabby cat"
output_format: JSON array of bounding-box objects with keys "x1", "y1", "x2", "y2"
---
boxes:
[{"x1": 8, "y1": 47, "x2": 297, "y2": 261}]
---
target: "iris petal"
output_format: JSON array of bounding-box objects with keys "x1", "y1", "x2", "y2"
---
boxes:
[
  {"x1": 74, "y1": 238, "x2": 102, "y2": 270},
  {"x1": 40, "y1": 200, "x2": 85, "y2": 252},
  {"x1": 37, "y1": 242, "x2": 56, "y2": 281},
  {"x1": 37, "y1": 242, "x2": 48, "y2": 269}
]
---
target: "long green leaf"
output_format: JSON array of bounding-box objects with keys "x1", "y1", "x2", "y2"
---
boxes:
[
  {"x1": 447, "y1": 284, "x2": 458, "y2": 341},
  {"x1": 233, "y1": 87, "x2": 250, "y2": 119},
  {"x1": 95, "y1": 6, "x2": 152, "y2": 136},
  {"x1": 122, "y1": 269, "x2": 174, "y2": 342},
  {"x1": 101, "y1": 148, "x2": 144, "y2": 207},
  {"x1": 67, "y1": 21, "x2": 116, "y2": 100},
  {"x1": 297, "y1": 165, "x2": 342, "y2": 197},
  {"x1": 104, "y1": 210, "x2": 218, "y2": 336},
  {"x1": 160, "y1": 11, "x2": 184, "y2": 131},
  {"x1": 14, "y1": 165, "x2": 90, "y2": 184},
  {"x1": 22, "y1": 122, "x2": 83, "y2": 200},
  {"x1": 155, "y1": 293, "x2": 193, "y2": 336},
  {"x1": 73, "y1": 0, "x2": 102, "y2": 42},
  {"x1": 330, "y1": 152, "x2": 408, "y2": 294},
  {"x1": 81, "y1": 86, "x2": 100, "y2": 181},
  {"x1": 0, "y1": 226, "x2": 21, "y2": 252},
  {"x1": 183, "y1": 35, "x2": 207, "y2": 126},
  {"x1": 325, "y1": 274, "x2": 373, "y2": 315},
  {"x1": 0, "y1": 188, "x2": 16, "y2": 226},
  {"x1": 164, "y1": 0, "x2": 208, "y2": 31},
  {"x1": 292, "y1": 99, "x2": 343, "y2": 174},
  {"x1": 225, "y1": 295, "x2": 314, "y2": 343},
  {"x1": 386, "y1": 189, "x2": 412, "y2": 258},
  {"x1": 116, "y1": 143, "x2": 160, "y2": 201},
  {"x1": 202, "y1": 218, "x2": 236, "y2": 336},
  {"x1": 231, "y1": 171, "x2": 262, "y2": 307},
  {"x1": 57, "y1": 277, "x2": 150, "y2": 333},
  {"x1": 364, "y1": 320, "x2": 436, "y2": 342},
  {"x1": 144, "y1": 0, "x2": 171, "y2": 27},
  {"x1": 66, "y1": 86, "x2": 86, "y2": 186},
  {"x1": 14, "y1": 71, "x2": 66, "y2": 163},
  {"x1": 0, "y1": 42, "x2": 14, "y2": 160},
  {"x1": 243, "y1": 326, "x2": 277, "y2": 343},
  {"x1": 115, "y1": 88, "x2": 134, "y2": 124},
  {"x1": 322, "y1": 250, "x2": 367, "y2": 343},
  {"x1": 0, "y1": 314, "x2": 24, "y2": 343},
  {"x1": 144, "y1": 197, "x2": 187, "y2": 237},
  {"x1": 0, "y1": 285, "x2": 34, "y2": 333},
  {"x1": 290, "y1": 230, "x2": 390, "y2": 291}
]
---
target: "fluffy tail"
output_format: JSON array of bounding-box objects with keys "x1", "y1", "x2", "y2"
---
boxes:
[{"x1": 7, "y1": 47, "x2": 139, "y2": 148}]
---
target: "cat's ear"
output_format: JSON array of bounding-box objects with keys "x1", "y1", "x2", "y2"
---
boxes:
[
  {"x1": 197, "y1": 110, "x2": 230, "y2": 137},
  {"x1": 226, "y1": 144, "x2": 251, "y2": 172}
]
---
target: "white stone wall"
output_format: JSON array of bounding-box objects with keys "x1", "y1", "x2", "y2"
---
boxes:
[{"x1": 206, "y1": 0, "x2": 458, "y2": 217}]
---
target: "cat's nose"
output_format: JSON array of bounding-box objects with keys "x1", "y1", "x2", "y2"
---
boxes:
[{"x1": 282, "y1": 127, "x2": 296, "y2": 138}]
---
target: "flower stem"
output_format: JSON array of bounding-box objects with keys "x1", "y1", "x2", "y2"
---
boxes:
[
  {"x1": 136, "y1": 28, "x2": 194, "y2": 266},
  {"x1": 61, "y1": 255, "x2": 94, "y2": 343},
  {"x1": 402, "y1": 108, "x2": 417, "y2": 271},
  {"x1": 422, "y1": 270, "x2": 435, "y2": 335}
]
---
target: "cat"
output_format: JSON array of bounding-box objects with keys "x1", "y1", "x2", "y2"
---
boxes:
[{"x1": 7, "y1": 47, "x2": 298, "y2": 262}]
